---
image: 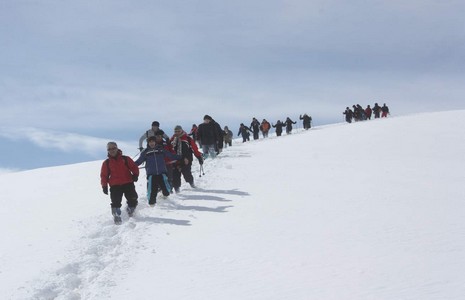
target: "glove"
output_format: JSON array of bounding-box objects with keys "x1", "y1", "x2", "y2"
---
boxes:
[
  {"x1": 132, "y1": 175, "x2": 139, "y2": 182},
  {"x1": 197, "y1": 156, "x2": 204, "y2": 165},
  {"x1": 138, "y1": 147, "x2": 144, "y2": 152},
  {"x1": 102, "y1": 186, "x2": 108, "y2": 195}
]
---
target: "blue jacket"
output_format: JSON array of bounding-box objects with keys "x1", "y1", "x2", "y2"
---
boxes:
[{"x1": 135, "y1": 144, "x2": 180, "y2": 176}]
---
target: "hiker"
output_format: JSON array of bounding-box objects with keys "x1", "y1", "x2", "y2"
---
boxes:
[
  {"x1": 373, "y1": 103, "x2": 382, "y2": 119},
  {"x1": 260, "y1": 119, "x2": 271, "y2": 138},
  {"x1": 357, "y1": 104, "x2": 366, "y2": 120},
  {"x1": 138, "y1": 121, "x2": 170, "y2": 151},
  {"x1": 250, "y1": 117, "x2": 260, "y2": 140},
  {"x1": 211, "y1": 117, "x2": 224, "y2": 155},
  {"x1": 170, "y1": 125, "x2": 204, "y2": 193},
  {"x1": 188, "y1": 124, "x2": 199, "y2": 146},
  {"x1": 381, "y1": 103, "x2": 390, "y2": 118},
  {"x1": 365, "y1": 105, "x2": 372, "y2": 120},
  {"x1": 272, "y1": 120, "x2": 285, "y2": 136},
  {"x1": 135, "y1": 133, "x2": 180, "y2": 206},
  {"x1": 223, "y1": 126, "x2": 233, "y2": 147},
  {"x1": 343, "y1": 107, "x2": 353, "y2": 123},
  {"x1": 299, "y1": 114, "x2": 312, "y2": 130},
  {"x1": 100, "y1": 141, "x2": 139, "y2": 224},
  {"x1": 284, "y1": 117, "x2": 296, "y2": 134},
  {"x1": 238, "y1": 123, "x2": 251, "y2": 142},
  {"x1": 197, "y1": 115, "x2": 221, "y2": 159}
]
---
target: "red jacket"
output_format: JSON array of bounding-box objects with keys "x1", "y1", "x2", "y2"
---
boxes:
[
  {"x1": 100, "y1": 150, "x2": 139, "y2": 187},
  {"x1": 170, "y1": 132, "x2": 203, "y2": 162}
]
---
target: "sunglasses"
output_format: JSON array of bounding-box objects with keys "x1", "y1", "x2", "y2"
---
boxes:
[{"x1": 107, "y1": 147, "x2": 117, "y2": 151}]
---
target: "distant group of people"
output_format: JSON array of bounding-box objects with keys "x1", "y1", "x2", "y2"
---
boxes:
[
  {"x1": 343, "y1": 103, "x2": 390, "y2": 123},
  {"x1": 237, "y1": 114, "x2": 312, "y2": 142},
  {"x1": 100, "y1": 112, "x2": 315, "y2": 224}
]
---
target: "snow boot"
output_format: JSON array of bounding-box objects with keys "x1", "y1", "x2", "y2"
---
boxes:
[
  {"x1": 111, "y1": 207, "x2": 122, "y2": 225},
  {"x1": 126, "y1": 206, "x2": 136, "y2": 217}
]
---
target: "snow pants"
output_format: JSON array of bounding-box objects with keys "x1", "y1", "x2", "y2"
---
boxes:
[
  {"x1": 202, "y1": 144, "x2": 217, "y2": 159},
  {"x1": 110, "y1": 182, "x2": 138, "y2": 208},
  {"x1": 173, "y1": 164, "x2": 194, "y2": 188},
  {"x1": 253, "y1": 131, "x2": 259, "y2": 140},
  {"x1": 147, "y1": 174, "x2": 170, "y2": 204}
]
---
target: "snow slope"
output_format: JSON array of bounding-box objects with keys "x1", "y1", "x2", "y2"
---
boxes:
[{"x1": 1, "y1": 111, "x2": 464, "y2": 300}]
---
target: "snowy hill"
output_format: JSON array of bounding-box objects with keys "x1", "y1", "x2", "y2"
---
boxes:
[{"x1": 1, "y1": 111, "x2": 465, "y2": 300}]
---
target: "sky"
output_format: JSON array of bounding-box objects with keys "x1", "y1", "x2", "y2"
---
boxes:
[
  {"x1": 1, "y1": 0, "x2": 465, "y2": 170},
  {"x1": 1, "y1": 111, "x2": 464, "y2": 299}
]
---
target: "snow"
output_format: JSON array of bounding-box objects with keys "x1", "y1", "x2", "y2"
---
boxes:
[{"x1": 1, "y1": 110, "x2": 465, "y2": 300}]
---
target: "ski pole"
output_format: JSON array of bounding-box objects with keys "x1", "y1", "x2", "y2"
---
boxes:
[
  {"x1": 199, "y1": 164, "x2": 205, "y2": 177},
  {"x1": 132, "y1": 149, "x2": 142, "y2": 160}
]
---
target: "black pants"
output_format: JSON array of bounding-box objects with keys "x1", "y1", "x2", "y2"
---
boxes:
[
  {"x1": 173, "y1": 164, "x2": 194, "y2": 188},
  {"x1": 110, "y1": 183, "x2": 138, "y2": 208},
  {"x1": 166, "y1": 163, "x2": 174, "y2": 190},
  {"x1": 147, "y1": 174, "x2": 170, "y2": 204}
]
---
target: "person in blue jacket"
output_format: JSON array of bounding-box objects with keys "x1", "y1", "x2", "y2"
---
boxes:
[{"x1": 135, "y1": 133, "x2": 181, "y2": 206}]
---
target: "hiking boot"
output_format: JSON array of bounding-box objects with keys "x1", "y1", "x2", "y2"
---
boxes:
[
  {"x1": 148, "y1": 199, "x2": 156, "y2": 206},
  {"x1": 126, "y1": 206, "x2": 136, "y2": 217},
  {"x1": 189, "y1": 182, "x2": 197, "y2": 188},
  {"x1": 111, "y1": 207, "x2": 121, "y2": 216},
  {"x1": 111, "y1": 207, "x2": 122, "y2": 224}
]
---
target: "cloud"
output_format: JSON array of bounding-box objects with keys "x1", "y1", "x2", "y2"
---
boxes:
[
  {"x1": 0, "y1": 0, "x2": 464, "y2": 134},
  {"x1": 0, "y1": 167, "x2": 19, "y2": 175},
  {"x1": 0, "y1": 127, "x2": 134, "y2": 158}
]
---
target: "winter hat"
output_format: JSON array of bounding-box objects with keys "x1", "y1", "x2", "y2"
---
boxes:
[
  {"x1": 174, "y1": 125, "x2": 183, "y2": 131},
  {"x1": 152, "y1": 121, "x2": 160, "y2": 127},
  {"x1": 203, "y1": 114, "x2": 212, "y2": 121}
]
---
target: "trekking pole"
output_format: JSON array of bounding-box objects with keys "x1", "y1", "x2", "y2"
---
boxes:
[
  {"x1": 132, "y1": 149, "x2": 142, "y2": 160},
  {"x1": 199, "y1": 164, "x2": 205, "y2": 177}
]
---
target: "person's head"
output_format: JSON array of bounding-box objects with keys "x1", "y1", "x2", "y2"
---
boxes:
[
  {"x1": 203, "y1": 115, "x2": 212, "y2": 123},
  {"x1": 151, "y1": 121, "x2": 160, "y2": 130},
  {"x1": 107, "y1": 142, "x2": 118, "y2": 157},
  {"x1": 174, "y1": 125, "x2": 183, "y2": 136},
  {"x1": 147, "y1": 136, "x2": 157, "y2": 148},
  {"x1": 224, "y1": 126, "x2": 229, "y2": 130}
]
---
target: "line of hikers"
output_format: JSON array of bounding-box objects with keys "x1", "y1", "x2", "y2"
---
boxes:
[
  {"x1": 237, "y1": 114, "x2": 312, "y2": 142},
  {"x1": 100, "y1": 112, "x2": 313, "y2": 224},
  {"x1": 343, "y1": 103, "x2": 390, "y2": 123}
]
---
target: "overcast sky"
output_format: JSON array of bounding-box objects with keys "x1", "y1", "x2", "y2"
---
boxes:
[{"x1": 1, "y1": 0, "x2": 464, "y2": 171}]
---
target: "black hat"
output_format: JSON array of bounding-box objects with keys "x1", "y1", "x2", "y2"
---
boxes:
[
  {"x1": 203, "y1": 115, "x2": 212, "y2": 121},
  {"x1": 152, "y1": 121, "x2": 160, "y2": 127}
]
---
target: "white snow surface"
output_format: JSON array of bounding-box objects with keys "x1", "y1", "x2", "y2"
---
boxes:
[{"x1": 1, "y1": 111, "x2": 465, "y2": 300}]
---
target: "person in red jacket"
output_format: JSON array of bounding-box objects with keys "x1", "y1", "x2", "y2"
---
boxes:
[
  {"x1": 100, "y1": 141, "x2": 139, "y2": 224},
  {"x1": 170, "y1": 125, "x2": 204, "y2": 193}
]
